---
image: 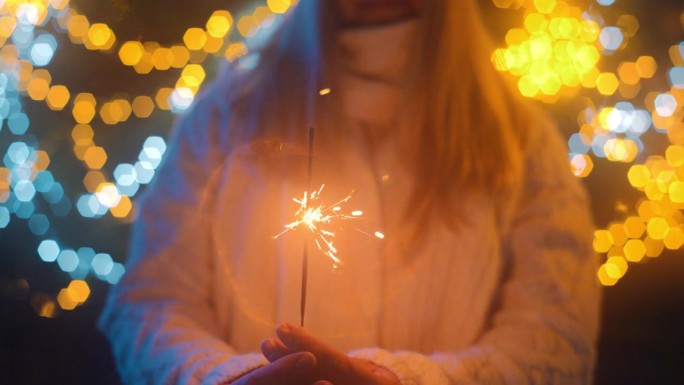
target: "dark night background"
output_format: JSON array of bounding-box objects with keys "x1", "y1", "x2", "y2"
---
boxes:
[{"x1": 1, "y1": 0, "x2": 684, "y2": 384}]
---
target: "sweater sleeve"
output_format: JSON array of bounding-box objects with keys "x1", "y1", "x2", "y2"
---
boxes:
[
  {"x1": 97, "y1": 88, "x2": 267, "y2": 385},
  {"x1": 351, "y1": 122, "x2": 601, "y2": 385}
]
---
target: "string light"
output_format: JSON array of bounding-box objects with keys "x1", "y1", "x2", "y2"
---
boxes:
[
  {"x1": 0, "y1": 0, "x2": 297, "y2": 316},
  {"x1": 493, "y1": 0, "x2": 683, "y2": 286},
  {"x1": 2, "y1": 0, "x2": 682, "y2": 315}
]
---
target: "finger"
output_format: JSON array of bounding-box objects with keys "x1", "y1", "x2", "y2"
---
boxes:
[
  {"x1": 232, "y1": 351, "x2": 317, "y2": 385},
  {"x1": 276, "y1": 324, "x2": 349, "y2": 377},
  {"x1": 276, "y1": 323, "x2": 338, "y2": 357},
  {"x1": 260, "y1": 337, "x2": 291, "y2": 362}
]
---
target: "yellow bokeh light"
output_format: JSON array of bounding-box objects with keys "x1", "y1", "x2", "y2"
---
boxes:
[
  {"x1": 71, "y1": 124, "x2": 94, "y2": 145},
  {"x1": 115, "y1": 99, "x2": 132, "y2": 121},
  {"x1": 132, "y1": 95, "x2": 155, "y2": 118},
  {"x1": 203, "y1": 35, "x2": 224, "y2": 54},
  {"x1": 553, "y1": 17, "x2": 580, "y2": 39},
  {"x1": 1, "y1": 45, "x2": 19, "y2": 67},
  {"x1": 83, "y1": 170, "x2": 106, "y2": 193},
  {"x1": 46, "y1": 85, "x2": 70, "y2": 110},
  {"x1": 133, "y1": 52, "x2": 154, "y2": 74},
  {"x1": 73, "y1": 142, "x2": 92, "y2": 161},
  {"x1": 666, "y1": 144, "x2": 684, "y2": 167},
  {"x1": 237, "y1": 15, "x2": 257, "y2": 38},
  {"x1": 524, "y1": 14, "x2": 547, "y2": 34},
  {"x1": 0, "y1": 15, "x2": 17, "y2": 38},
  {"x1": 119, "y1": 41, "x2": 145, "y2": 66},
  {"x1": 646, "y1": 217, "x2": 670, "y2": 240},
  {"x1": 110, "y1": 195, "x2": 133, "y2": 219},
  {"x1": 624, "y1": 216, "x2": 646, "y2": 239},
  {"x1": 663, "y1": 226, "x2": 684, "y2": 250},
  {"x1": 635, "y1": 55, "x2": 657, "y2": 78},
  {"x1": 27, "y1": 77, "x2": 50, "y2": 100},
  {"x1": 534, "y1": 0, "x2": 557, "y2": 14},
  {"x1": 170, "y1": 45, "x2": 190, "y2": 68},
  {"x1": 595, "y1": 72, "x2": 619, "y2": 96},
  {"x1": 669, "y1": 181, "x2": 684, "y2": 203},
  {"x1": 253, "y1": 6, "x2": 273, "y2": 25},
  {"x1": 580, "y1": 67, "x2": 599, "y2": 88},
  {"x1": 67, "y1": 280, "x2": 90, "y2": 303},
  {"x1": 646, "y1": 156, "x2": 671, "y2": 178},
  {"x1": 34, "y1": 150, "x2": 50, "y2": 171},
  {"x1": 99, "y1": 99, "x2": 131, "y2": 125},
  {"x1": 644, "y1": 236, "x2": 665, "y2": 257},
  {"x1": 492, "y1": 0, "x2": 515, "y2": 8},
  {"x1": 57, "y1": 288, "x2": 78, "y2": 310},
  {"x1": 604, "y1": 256, "x2": 628, "y2": 279},
  {"x1": 628, "y1": 165, "x2": 651, "y2": 189},
  {"x1": 152, "y1": 47, "x2": 174, "y2": 70},
  {"x1": 517, "y1": 76, "x2": 540, "y2": 97},
  {"x1": 617, "y1": 14, "x2": 640, "y2": 38},
  {"x1": 597, "y1": 264, "x2": 618, "y2": 286},
  {"x1": 579, "y1": 19, "x2": 600, "y2": 43},
  {"x1": 51, "y1": 0, "x2": 70, "y2": 10},
  {"x1": 604, "y1": 138, "x2": 638, "y2": 162},
  {"x1": 644, "y1": 179, "x2": 667, "y2": 201},
  {"x1": 617, "y1": 61, "x2": 640, "y2": 85},
  {"x1": 17, "y1": 60, "x2": 33, "y2": 91},
  {"x1": 181, "y1": 64, "x2": 206, "y2": 88},
  {"x1": 608, "y1": 222, "x2": 628, "y2": 246},
  {"x1": 72, "y1": 93, "x2": 97, "y2": 124},
  {"x1": 87, "y1": 23, "x2": 114, "y2": 49},
  {"x1": 183, "y1": 28, "x2": 207, "y2": 51},
  {"x1": 206, "y1": 10, "x2": 233, "y2": 38},
  {"x1": 83, "y1": 146, "x2": 107, "y2": 170},
  {"x1": 577, "y1": 45, "x2": 601, "y2": 70},
  {"x1": 67, "y1": 14, "x2": 89, "y2": 42},
  {"x1": 155, "y1": 88, "x2": 173, "y2": 110},
  {"x1": 593, "y1": 229, "x2": 614, "y2": 253},
  {"x1": 670, "y1": 44, "x2": 684, "y2": 66},
  {"x1": 623, "y1": 239, "x2": 646, "y2": 262},
  {"x1": 267, "y1": 0, "x2": 291, "y2": 14}
]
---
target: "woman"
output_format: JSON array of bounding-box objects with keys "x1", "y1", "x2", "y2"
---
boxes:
[{"x1": 99, "y1": 0, "x2": 601, "y2": 384}]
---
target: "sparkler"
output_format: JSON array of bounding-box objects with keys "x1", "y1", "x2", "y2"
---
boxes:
[{"x1": 273, "y1": 126, "x2": 367, "y2": 327}]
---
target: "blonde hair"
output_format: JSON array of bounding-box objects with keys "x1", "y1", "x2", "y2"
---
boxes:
[
  {"x1": 409, "y1": 0, "x2": 529, "y2": 224},
  {"x1": 228, "y1": 0, "x2": 532, "y2": 234}
]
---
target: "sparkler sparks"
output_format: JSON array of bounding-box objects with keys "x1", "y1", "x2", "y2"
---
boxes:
[{"x1": 273, "y1": 184, "x2": 359, "y2": 267}]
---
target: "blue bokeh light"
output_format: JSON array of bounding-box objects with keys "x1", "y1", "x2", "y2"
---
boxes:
[
  {"x1": 57, "y1": 249, "x2": 80, "y2": 272},
  {"x1": 0, "y1": 207, "x2": 10, "y2": 228},
  {"x1": 28, "y1": 213, "x2": 49, "y2": 235},
  {"x1": 92, "y1": 253, "x2": 114, "y2": 276},
  {"x1": 29, "y1": 33, "x2": 58, "y2": 67},
  {"x1": 37, "y1": 239, "x2": 60, "y2": 262}
]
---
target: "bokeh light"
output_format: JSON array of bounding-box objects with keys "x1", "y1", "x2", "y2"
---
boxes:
[{"x1": 1, "y1": 0, "x2": 682, "y2": 321}]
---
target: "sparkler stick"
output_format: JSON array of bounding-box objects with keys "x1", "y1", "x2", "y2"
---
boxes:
[
  {"x1": 301, "y1": 126, "x2": 314, "y2": 327},
  {"x1": 273, "y1": 126, "x2": 384, "y2": 327}
]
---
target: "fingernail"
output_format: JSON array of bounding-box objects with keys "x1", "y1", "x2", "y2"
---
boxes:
[
  {"x1": 281, "y1": 323, "x2": 292, "y2": 332},
  {"x1": 296, "y1": 353, "x2": 316, "y2": 370}
]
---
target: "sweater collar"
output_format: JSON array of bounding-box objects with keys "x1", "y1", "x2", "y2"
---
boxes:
[{"x1": 332, "y1": 19, "x2": 419, "y2": 129}]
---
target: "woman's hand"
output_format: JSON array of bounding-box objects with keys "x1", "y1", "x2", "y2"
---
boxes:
[
  {"x1": 261, "y1": 324, "x2": 401, "y2": 385},
  {"x1": 229, "y1": 351, "x2": 330, "y2": 385}
]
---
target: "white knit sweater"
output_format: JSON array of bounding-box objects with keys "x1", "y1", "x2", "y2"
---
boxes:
[{"x1": 99, "y1": 20, "x2": 601, "y2": 385}]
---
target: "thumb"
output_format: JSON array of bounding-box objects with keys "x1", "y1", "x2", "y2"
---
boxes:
[{"x1": 276, "y1": 323, "x2": 336, "y2": 356}]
